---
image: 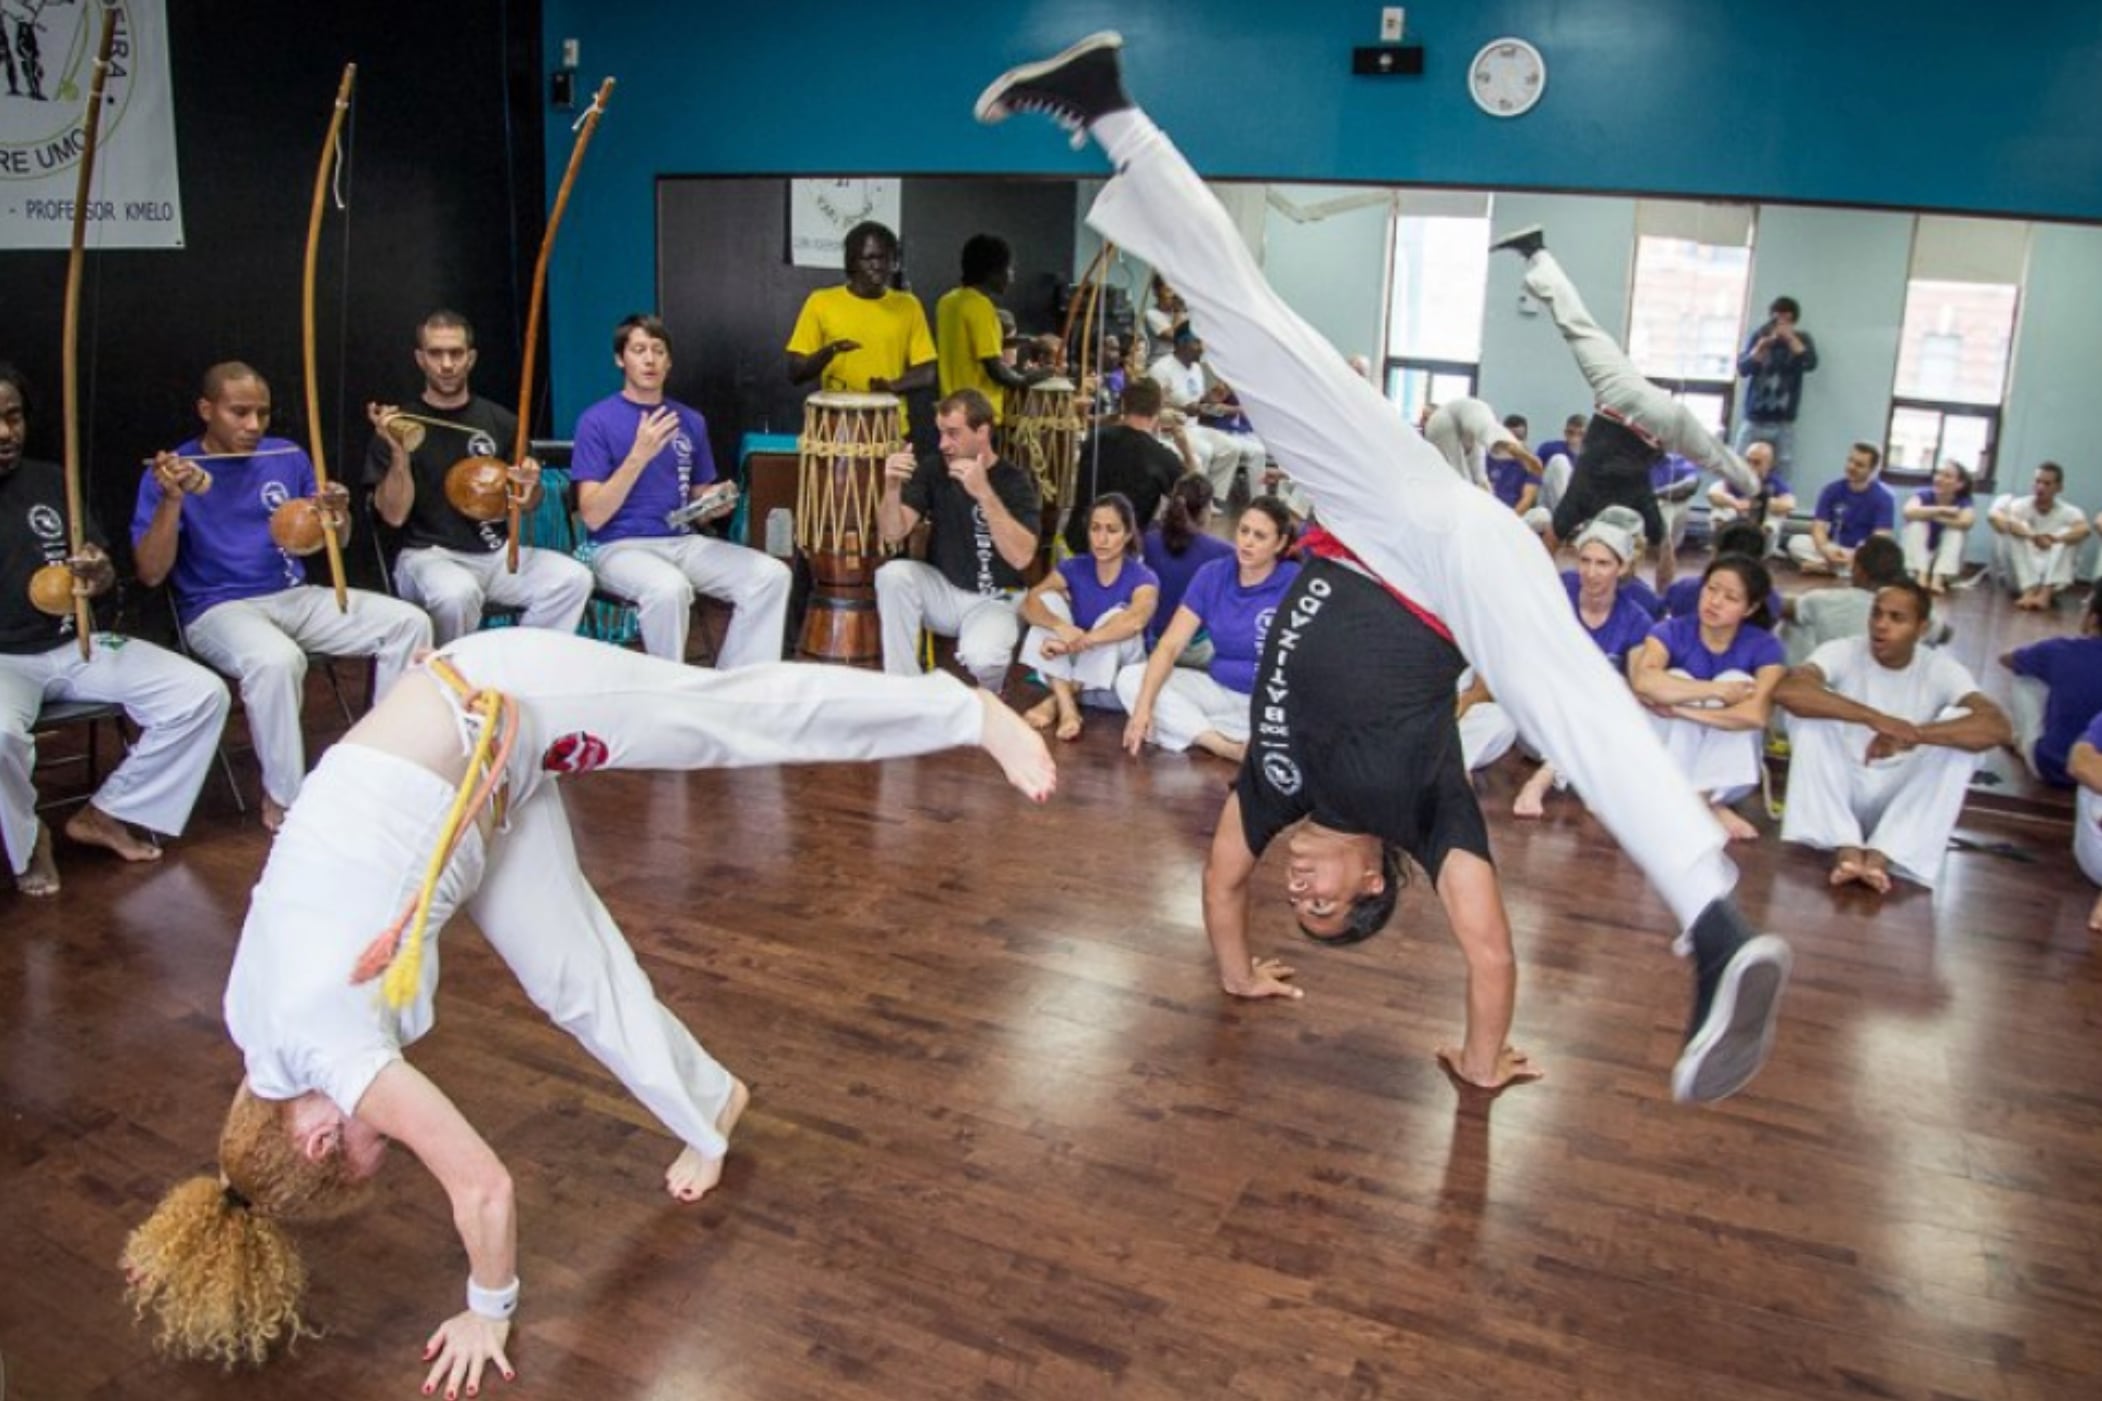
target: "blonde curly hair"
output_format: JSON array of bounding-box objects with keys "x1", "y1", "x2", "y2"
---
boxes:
[{"x1": 122, "y1": 1085, "x2": 375, "y2": 1366}]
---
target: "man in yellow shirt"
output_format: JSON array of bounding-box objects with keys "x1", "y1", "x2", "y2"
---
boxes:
[
  {"x1": 936, "y1": 234, "x2": 1052, "y2": 423},
  {"x1": 785, "y1": 222, "x2": 937, "y2": 401}
]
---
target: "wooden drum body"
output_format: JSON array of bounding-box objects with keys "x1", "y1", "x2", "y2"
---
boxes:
[
  {"x1": 796, "y1": 391, "x2": 902, "y2": 663},
  {"x1": 1002, "y1": 376, "x2": 1082, "y2": 567}
]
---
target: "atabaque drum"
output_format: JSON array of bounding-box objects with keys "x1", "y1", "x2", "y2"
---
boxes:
[{"x1": 796, "y1": 391, "x2": 902, "y2": 664}]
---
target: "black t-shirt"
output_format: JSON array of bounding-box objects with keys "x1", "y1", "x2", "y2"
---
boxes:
[
  {"x1": 903, "y1": 452, "x2": 1041, "y2": 594},
  {"x1": 1575, "y1": 413, "x2": 1661, "y2": 487},
  {"x1": 1063, "y1": 425, "x2": 1184, "y2": 556},
  {"x1": 1237, "y1": 557, "x2": 1477, "y2": 864},
  {"x1": 363, "y1": 396, "x2": 518, "y2": 553},
  {"x1": 0, "y1": 459, "x2": 106, "y2": 655}
]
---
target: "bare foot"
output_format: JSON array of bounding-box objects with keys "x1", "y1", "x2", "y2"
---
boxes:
[
  {"x1": 1191, "y1": 731, "x2": 1246, "y2": 764},
  {"x1": 1048, "y1": 685, "x2": 1084, "y2": 743},
  {"x1": 1021, "y1": 697, "x2": 1057, "y2": 733},
  {"x1": 1512, "y1": 764, "x2": 1556, "y2": 819},
  {"x1": 64, "y1": 804, "x2": 161, "y2": 864},
  {"x1": 1435, "y1": 1044, "x2": 1545, "y2": 1093},
  {"x1": 1713, "y1": 804, "x2": 1760, "y2": 842},
  {"x1": 1859, "y1": 851, "x2": 1893, "y2": 895},
  {"x1": 16, "y1": 823, "x2": 59, "y2": 897},
  {"x1": 1829, "y1": 848, "x2": 1866, "y2": 888},
  {"x1": 2088, "y1": 891, "x2": 2102, "y2": 934},
  {"x1": 261, "y1": 795, "x2": 288, "y2": 832},
  {"x1": 665, "y1": 1077, "x2": 749, "y2": 1204},
  {"x1": 975, "y1": 690, "x2": 1057, "y2": 803}
]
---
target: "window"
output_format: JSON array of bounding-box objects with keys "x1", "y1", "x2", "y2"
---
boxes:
[
  {"x1": 1884, "y1": 216, "x2": 2027, "y2": 486},
  {"x1": 1384, "y1": 192, "x2": 1491, "y2": 425},
  {"x1": 1625, "y1": 200, "x2": 1756, "y2": 432}
]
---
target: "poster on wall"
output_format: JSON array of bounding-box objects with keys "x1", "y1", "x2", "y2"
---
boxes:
[
  {"x1": 788, "y1": 178, "x2": 900, "y2": 269},
  {"x1": 0, "y1": 0, "x2": 184, "y2": 250}
]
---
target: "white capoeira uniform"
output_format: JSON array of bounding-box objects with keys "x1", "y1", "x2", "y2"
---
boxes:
[
  {"x1": 1899, "y1": 516, "x2": 1968, "y2": 586},
  {"x1": 1147, "y1": 353, "x2": 1266, "y2": 498},
  {"x1": 1779, "y1": 636, "x2": 1985, "y2": 887},
  {"x1": 1423, "y1": 398, "x2": 1523, "y2": 492},
  {"x1": 590, "y1": 535, "x2": 791, "y2": 668},
  {"x1": 1018, "y1": 593, "x2": 1144, "y2": 706},
  {"x1": 1774, "y1": 638, "x2": 1984, "y2": 886},
  {"x1": 185, "y1": 584, "x2": 432, "y2": 809},
  {"x1": 1114, "y1": 665, "x2": 1248, "y2": 752},
  {"x1": 1519, "y1": 251, "x2": 1755, "y2": 497},
  {"x1": 1, "y1": 634, "x2": 231, "y2": 875},
  {"x1": 1087, "y1": 111, "x2": 1742, "y2": 939},
  {"x1": 225, "y1": 628, "x2": 993, "y2": 1160},
  {"x1": 1650, "y1": 671, "x2": 1764, "y2": 804},
  {"x1": 1994, "y1": 495, "x2": 2087, "y2": 594},
  {"x1": 2078, "y1": 786, "x2": 2102, "y2": 889},
  {"x1": 394, "y1": 543, "x2": 593, "y2": 647}
]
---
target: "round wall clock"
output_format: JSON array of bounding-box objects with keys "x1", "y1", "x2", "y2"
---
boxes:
[{"x1": 1469, "y1": 38, "x2": 1547, "y2": 118}]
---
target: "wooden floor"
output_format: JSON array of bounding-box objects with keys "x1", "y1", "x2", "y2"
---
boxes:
[{"x1": 3, "y1": 580, "x2": 2097, "y2": 1400}]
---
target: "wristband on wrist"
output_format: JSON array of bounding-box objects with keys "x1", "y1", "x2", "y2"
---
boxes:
[{"x1": 467, "y1": 1275, "x2": 520, "y2": 1320}]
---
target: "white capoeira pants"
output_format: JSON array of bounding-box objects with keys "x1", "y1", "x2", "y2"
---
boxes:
[
  {"x1": 431, "y1": 629, "x2": 991, "y2": 1156},
  {"x1": 1113, "y1": 663, "x2": 1249, "y2": 751},
  {"x1": 2077, "y1": 787, "x2": 2102, "y2": 887},
  {"x1": 1458, "y1": 698, "x2": 1521, "y2": 772},
  {"x1": 1711, "y1": 503, "x2": 1786, "y2": 558},
  {"x1": 1521, "y1": 250, "x2": 1753, "y2": 495},
  {"x1": 1900, "y1": 521, "x2": 1968, "y2": 583},
  {"x1": 589, "y1": 534, "x2": 792, "y2": 668},
  {"x1": 875, "y1": 559, "x2": 1023, "y2": 692},
  {"x1": 394, "y1": 543, "x2": 594, "y2": 646},
  {"x1": 1089, "y1": 110, "x2": 1738, "y2": 936},
  {"x1": 185, "y1": 584, "x2": 432, "y2": 809},
  {"x1": 1019, "y1": 595, "x2": 1144, "y2": 705},
  {"x1": 1649, "y1": 669, "x2": 1762, "y2": 803},
  {"x1": 1522, "y1": 454, "x2": 1572, "y2": 534},
  {"x1": 0, "y1": 635, "x2": 231, "y2": 874},
  {"x1": 1187, "y1": 424, "x2": 1266, "y2": 499},
  {"x1": 1780, "y1": 710, "x2": 1979, "y2": 887},
  {"x1": 2006, "y1": 535, "x2": 2078, "y2": 593}
]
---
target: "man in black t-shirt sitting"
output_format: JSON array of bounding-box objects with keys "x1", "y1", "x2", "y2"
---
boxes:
[
  {"x1": 1063, "y1": 377, "x2": 1192, "y2": 557},
  {"x1": 365, "y1": 310, "x2": 594, "y2": 645},
  {"x1": 875, "y1": 389, "x2": 1043, "y2": 691},
  {"x1": 1204, "y1": 541, "x2": 1539, "y2": 1091}
]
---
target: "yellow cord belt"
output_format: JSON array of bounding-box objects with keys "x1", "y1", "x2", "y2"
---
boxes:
[{"x1": 349, "y1": 658, "x2": 520, "y2": 1010}]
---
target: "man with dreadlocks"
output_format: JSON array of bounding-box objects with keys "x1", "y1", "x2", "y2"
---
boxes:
[{"x1": 123, "y1": 629, "x2": 1056, "y2": 1395}]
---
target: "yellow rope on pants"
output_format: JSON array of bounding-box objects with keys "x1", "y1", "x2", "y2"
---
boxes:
[{"x1": 348, "y1": 661, "x2": 519, "y2": 1010}]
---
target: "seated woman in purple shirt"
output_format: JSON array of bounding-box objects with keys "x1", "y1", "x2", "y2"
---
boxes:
[
  {"x1": 1459, "y1": 507, "x2": 1657, "y2": 816},
  {"x1": 1631, "y1": 554, "x2": 1788, "y2": 841},
  {"x1": 1141, "y1": 475, "x2": 1232, "y2": 653},
  {"x1": 1118, "y1": 496, "x2": 1296, "y2": 763},
  {"x1": 1019, "y1": 492, "x2": 1160, "y2": 740},
  {"x1": 2000, "y1": 582, "x2": 2102, "y2": 789},
  {"x1": 1901, "y1": 460, "x2": 1975, "y2": 595}
]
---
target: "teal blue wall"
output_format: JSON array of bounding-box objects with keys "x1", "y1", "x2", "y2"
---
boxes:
[{"x1": 536, "y1": 1, "x2": 2102, "y2": 426}]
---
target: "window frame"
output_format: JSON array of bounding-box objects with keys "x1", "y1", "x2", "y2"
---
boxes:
[{"x1": 1883, "y1": 396, "x2": 2001, "y2": 492}]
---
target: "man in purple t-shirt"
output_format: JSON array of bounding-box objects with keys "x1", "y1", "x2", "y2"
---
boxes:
[
  {"x1": 572, "y1": 315, "x2": 791, "y2": 667},
  {"x1": 1787, "y1": 442, "x2": 1896, "y2": 574},
  {"x1": 133, "y1": 362, "x2": 431, "y2": 830}
]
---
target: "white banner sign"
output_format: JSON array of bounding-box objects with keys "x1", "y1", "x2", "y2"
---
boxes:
[
  {"x1": 0, "y1": 0, "x2": 184, "y2": 249},
  {"x1": 788, "y1": 178, "x2": 900, "y2": 269}
]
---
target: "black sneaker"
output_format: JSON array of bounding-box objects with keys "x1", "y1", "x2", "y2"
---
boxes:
[
  {"x1": 974, "y1": 32, "x2": 1132, "y2": 148},
  {"x1": 1672, "y1": 899, "x2": 1792, "y2": 1103},
  {"x1": 1489, "y1": 225, "x2": 1546, "y2": 260}
]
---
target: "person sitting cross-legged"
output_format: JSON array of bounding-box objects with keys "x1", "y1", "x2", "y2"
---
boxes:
[
  {"x1": 1630, "y1": 553, "x2": 1787, "y2": 842},
  {"x1": 1775, "y1": 581, "x2": 2009, "y2": 894},
  {"x1": 1018, "y1": 491, "x2": 1158, "y2": 740},
  {"x1": 1118, "y1": 495, "x2": 1296, "y2": 763}
]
